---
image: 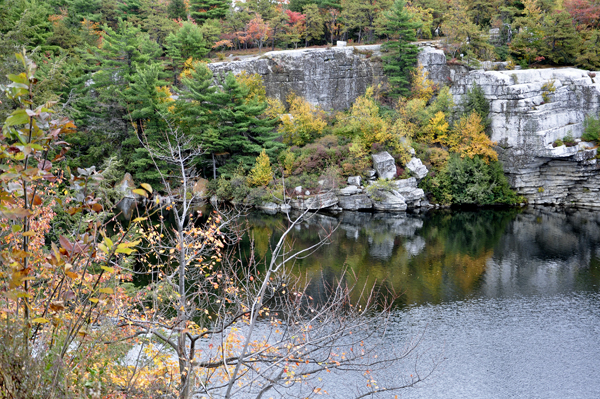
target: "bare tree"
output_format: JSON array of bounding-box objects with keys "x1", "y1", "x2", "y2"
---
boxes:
[{"x1": 119, "y1": 119, "x2": 441, "y2": 399}]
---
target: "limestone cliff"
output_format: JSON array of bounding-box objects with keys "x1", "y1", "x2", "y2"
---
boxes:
[
  {"x1": 421, "y1": 47, "x2": 600, "y2": 207},
  {"x1": 211, "y1": 45, "x2": 600, "y2": 207},
  {"x1": 208, "y1": 45, "x2": 384, "y2": 111}
]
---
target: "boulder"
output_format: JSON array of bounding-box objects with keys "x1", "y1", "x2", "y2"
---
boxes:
[
  {"x1": 258, "y1": 202, "x2": 279, "y2": 214},
  {"x1": 406, "y1": 158, "x2": 428, "y2": 180},
  {"x1": 115, "y1": 173, "x2": 138, "y2": 199},
  {"x1": 338, "y1": 193, "x2": 373, "y2": 210},
  {"x1": 295, "y1": 186, "x2": 303, "y2": 195},
  {"x1": 370, "y1": 190, "x2": 407, "y2": 212},
  {"x1": 372, "y1": 151, "x2": 397, "y2": 180},
  {"x1": 348, "y1": 176, "x2": 362, "y2": 186},
  {"x1": 339, "y1": 185, "x2": 361, "y2": 195},
  {"x1": 290, "y1": 191, "x2": 339, "y2": 210}
]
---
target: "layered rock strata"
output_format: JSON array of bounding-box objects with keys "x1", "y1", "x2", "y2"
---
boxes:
[{"x1": 209, "y1": 45, "x2": 384, "y2": 111}]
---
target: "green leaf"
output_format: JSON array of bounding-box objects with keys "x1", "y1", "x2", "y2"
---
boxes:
[
  {"x1": 7, "y1": 73, "x2": 27, "y2": 84},
  {"x1": 5, "y1": 109, "x2": 29, "y2": 126}
]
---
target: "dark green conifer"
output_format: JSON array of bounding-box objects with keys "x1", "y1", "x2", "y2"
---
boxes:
[{"x1": 380, "y1": 0, "x2": 421, "y2": 97}]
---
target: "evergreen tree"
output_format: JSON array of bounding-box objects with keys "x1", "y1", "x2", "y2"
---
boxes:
[
  {"x1": 166, "y1": 21, "x2": 210, "y2": 83},
  {"x1": 174, "y1": 63, "x2": 221, "y2": 178},
  {"x1": 381, "y1": 0, "x2": 420, "y2": 97},
  {"x1": 303, "y1": 4, "x2": 324, "y2": 46},
  {"x1": 179, "y1": 70, "x2": 282, "y2": 178},
  {"x1": 463, "y1": 83, "x2": 491, "y2": 131},
  {"x1": 576, "y1": 29, "x2": 600, "y2": 70},
  {"x1": 68, "y1": 20, "x2": 162, "y2": 169},
  {"x1": 189, "y1": 0, "x2": 229, "y2": 24},
  {"x1": 168, "y1": 0, "x2": 187, "y2": 20},
  {"x1": 542, "y1": 10, "x2": 579, "y2": 65},
  {"x1": 122, "y1": 64, "x2": 172, "y2": 186}
]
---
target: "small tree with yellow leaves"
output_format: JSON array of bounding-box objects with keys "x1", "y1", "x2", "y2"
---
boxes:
[
  {"x1": 444, "y1": 112, "x2": 498, "y2": 163},
  {"x1": 410, "y1": 65, "x2": 435, "y2": 103},
  {"x1": 248, "y1": 149, "x2": 274, "y2": 186},
  {"x1": 236, "y1": 71, "x2": 267, "y2": 103},
  {"x1": 280, "y1": 93, "x2": 327, "y2": 146}
]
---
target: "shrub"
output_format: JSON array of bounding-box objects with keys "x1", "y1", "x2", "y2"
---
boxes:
[
  {"x1": 553, "y1": 139, "x2": 564, "y2": 147},
  {"x1": 583, "y1": 114, "x2": 600, "y2": 142},
  {"x1": 248, "y1": 150, "x2": 273, "y2": 187},
  {"x1": 463, "y1": 83, "x2": 490, "y2": 131},
  {"x1": 366, "y1": 178, "x2": 398, "y2": 201},
  {"x1": 280, "y1": 93, "x2": 327, "y2": 146},
  {"x1": 541, "y1": 79, "x2": 556, "y2": 103},
  {"x1": 563, "y1": 134, "x2": 577, "y2": 147}
]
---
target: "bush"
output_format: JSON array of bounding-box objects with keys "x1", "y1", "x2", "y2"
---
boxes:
[
  {"x1": 553, "y1": 139, "x2": 564, "y2": 147},
  {"x1": 421, "y1": 155, "x2": 519, "y2": 205},
  {"x1": 583, "y1": 114, "x2": 600, "y2": 142}
]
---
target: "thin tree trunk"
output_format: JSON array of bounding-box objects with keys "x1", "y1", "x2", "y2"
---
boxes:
[{"x1": 212, "y1": 153, "x2": 217, "y2": 180}]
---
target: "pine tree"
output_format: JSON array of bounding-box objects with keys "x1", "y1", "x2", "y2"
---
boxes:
[
  {"x1": 174, "y1": 62, "x2": 220, "y2": 178},
  {"x1": 121, "y1": 63, "x2": 172, "y2": 187},
  {"x1": 168, "y1": 0, "x2": 187, "y2": 20},
  {"x1": 210, "y1": 72, "x2": 283, "y2": 176},
  {"x1": 463, "y1": 83, "x2": 490, "y2": 131},
  {"x1": 380, "y1": 0, "x2": 421, "y2": 97},
  {"x1": 166, "y1": 21, "x2": 210, "y2": 83},
  {"x1": 189, "y1": 0, "x2": 229, "y2": 24}
]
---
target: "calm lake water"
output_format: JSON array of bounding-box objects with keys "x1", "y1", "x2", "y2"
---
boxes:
[{"x1": 245, "y1": 207, "x2": 600, "y2": 398}]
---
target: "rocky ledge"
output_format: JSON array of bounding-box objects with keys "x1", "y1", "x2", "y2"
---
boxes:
[{"x1": 261, "y1": 151, "x2": 429, "y2": 214}]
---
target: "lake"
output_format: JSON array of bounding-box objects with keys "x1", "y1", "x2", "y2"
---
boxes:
[{"x1": 244, "y1": 207, "x2": 600, "y2": 398}]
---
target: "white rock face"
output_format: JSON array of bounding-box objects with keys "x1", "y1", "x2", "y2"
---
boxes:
[
  {"x1": 406, "y1": 158, "x2": 428, "y2": 180},
  {"x1": 421, "y1": 45, "x2": 600, "y2": 206},
  {"x1": 209, "y1": 45, "x2": 384, "y2": 111},
  {"x1": 372, "y1": 151, "x2": 396, "y2": 179}
]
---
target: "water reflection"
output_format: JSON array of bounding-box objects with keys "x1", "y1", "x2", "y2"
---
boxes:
[
  {"x1": 246, "y1": 207, "x2": 600, "y2": 306},
  {"x1": 245, "y1": 207, "x2": 600, "y2": 398}
]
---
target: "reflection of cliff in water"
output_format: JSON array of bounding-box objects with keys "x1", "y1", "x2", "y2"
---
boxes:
[
  {"x1": 484, "y1": 207, "x2": 600, "y2": 297},
  {"x1": 246, "y1": 208, "x2": 600, "y2": 308}
]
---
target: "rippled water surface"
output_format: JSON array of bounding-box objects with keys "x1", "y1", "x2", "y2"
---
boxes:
[{"x1": 246, "y1": 207, "x2": 600, "y2": 398}]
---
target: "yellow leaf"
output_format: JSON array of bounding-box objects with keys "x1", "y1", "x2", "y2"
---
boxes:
[
  {"x1": 140, "y1": 183, "x2": 153, "y2": 194},
  {"x1": 133, "y1": 217, "x2": 147, "y2": 223},
  {"x1": 89, "y1": 298, "x2": 99, "y2": 303},
  {"x1": 66, "y1": 271, "x2": 78, "y2": 279},
  {"x1": 132, "y1": 188, "x2": 148, "y2": 198},
  {"x1": 32, "y1": 317, "x2": 50, "y2": 324},
  {"x1": 99, "y1": 288, "x2": 113, "y2": 294},
  {"x1": 101, "y1": 266, "x2": 115, "y2": 273}
]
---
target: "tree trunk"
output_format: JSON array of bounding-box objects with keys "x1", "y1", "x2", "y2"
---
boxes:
[{"x1": 212, "y1": 153, "x2": 217, "y2": 180}]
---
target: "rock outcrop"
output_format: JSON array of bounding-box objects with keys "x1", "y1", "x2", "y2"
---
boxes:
[
  {"x1": 209, "y1": 45, "x2": 384, "y2": 111},
  {"x1": 213, "y1": 43, "x2": 600, "y2": 207}
]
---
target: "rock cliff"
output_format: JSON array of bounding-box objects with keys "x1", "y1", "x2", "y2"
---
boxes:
[
  {"x1": 444, "y1": 58, "x2": 600, "y2": 207},
  {"x1": 212, "y1": 44, "x2": 600, "y2": 207},
  {"x1": 209, "y1": 45, "x2": 384, "y2": 110}
]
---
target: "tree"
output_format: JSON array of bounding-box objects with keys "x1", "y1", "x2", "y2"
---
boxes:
[
  {"x1": 248, "y1": 149, "x2": 274, "y2": 186},
  {"x1": 166, "y1": 20, "x2": 211, "y2": 83},
  {"x1": 168, "y1": 0, "x2": 188, "y2": 19},
  {"x1": 442, "y1": 0, "x2": 494, "y2": 61},
  {"x1": 280, "y1": 92, "x2": 328, "y2": 146},
  {"x1": 380, "y1": 0, "x2": 421, "y2": 97},
  {"x1": 0, "y1": 49, "x2": 140, "y2": 398},
  {"x1": 190, "y1": 0, "x2": 229, "y2": 24},
  {"x1": 463, "y1": 82, "x2": 490, "y2": 131},
  {"x1": 541, "y1": 10, "x2": 579, "y2": 64},
  {"x1": 246, "y1": 14, "x2": 270, "y2": 53},
  {"x1": 303, "y1": 4, "x2": 324, "y2": 46}
]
